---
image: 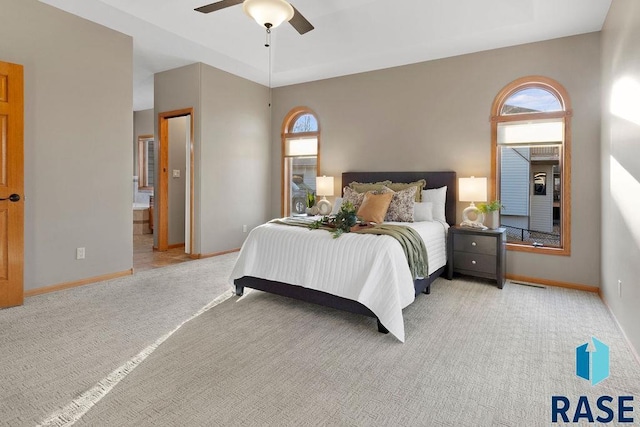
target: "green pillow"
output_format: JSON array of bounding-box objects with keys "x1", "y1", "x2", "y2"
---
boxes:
[{"x1": 348, "y1": 180, "x2": 392, "y2": 194}]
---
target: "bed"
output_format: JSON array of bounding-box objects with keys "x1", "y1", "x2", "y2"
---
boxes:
[{"x1": 229, "y1": 171, "x2": 457, "y2": 341}]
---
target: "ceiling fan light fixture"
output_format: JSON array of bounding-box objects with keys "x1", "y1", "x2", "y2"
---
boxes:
[{"x1": 242, "y1": 0, "x2": 294, "y2": 29}]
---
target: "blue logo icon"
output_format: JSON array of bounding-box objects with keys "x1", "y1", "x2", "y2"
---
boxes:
[{"x1": 576, "y1": 337, "x2": 609, "y2": 386}]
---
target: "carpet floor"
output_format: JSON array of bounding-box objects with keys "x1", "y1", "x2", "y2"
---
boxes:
[
  {"x1": 2, "y1": 254, "x2": 639, "y2": 426},
  {"x1": 0, "y1": 253, "x2": 237, "y2": 427},
  {"x1": 48, "y1": 276, "x2": 640, "y2": 426}
]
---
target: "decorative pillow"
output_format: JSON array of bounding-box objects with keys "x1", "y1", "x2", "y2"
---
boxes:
[
  {"x1": 348, "y1": 180, "x2": 392, "y2": 194},
  {"x1": 421, "y1": 186, "x2": 447, "y2": 222},
  {"x1": 387, "y1": 179, "x2": 426, "y2": 202},
  {"x1": 357, "y1": 191, "x2": 394, "y2": 223},
  {"x1": 414, "y1": 202, "x2": 434, "y2": 222},
  {"x1": 330, "y1": 197, "x2": 343, "y2": 215},
  {"x1": 380, "y1": 186, "x2": 416, "y2": 222},
  {"x1": 342, "y1": 186, "x2": 365, "y2": 211}
]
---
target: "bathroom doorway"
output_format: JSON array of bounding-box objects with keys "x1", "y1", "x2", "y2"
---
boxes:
[{"x1": 157, "y1": 108, "x2": 194, "y2": 255}]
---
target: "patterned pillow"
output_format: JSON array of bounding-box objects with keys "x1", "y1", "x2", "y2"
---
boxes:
[
  {"x1": 387, "y1": 179, "x2": 426, "y2": 202},
  {"x1": 381, "y1": 186, "x2": 416, "y2": 222},
  {"x1": 342, "y1": 186, "x2": 366, "y2": 211}
]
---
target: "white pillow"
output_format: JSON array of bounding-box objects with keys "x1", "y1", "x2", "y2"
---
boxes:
[
  {"x1": 413, "y1": 202, "x2": 434, "y2": 222},
  {"x1": 421, "y1": 186, "x2": 447, "y2": 222},
  {"x1": 330, "y1": 197, "x2": 343, "y2": 215}
]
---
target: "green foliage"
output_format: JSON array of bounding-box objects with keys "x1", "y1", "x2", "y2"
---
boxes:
[
  {"x1": 477, "y1": 200, "x2": 503, "y2": 213},
  {"x1": 306, "y1": 191, "x2": 316, "y2": 208},
  {"x1": 309, "y1": 201, "x2": 360, "y2": 238}
]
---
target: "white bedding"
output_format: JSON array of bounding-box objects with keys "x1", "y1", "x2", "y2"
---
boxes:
[{"x1": 228, "y1": 219, "x2": 449, "y2": 342}]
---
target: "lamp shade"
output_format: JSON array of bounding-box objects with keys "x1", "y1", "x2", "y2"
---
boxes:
[
  {"x1": 316, "y1": 176, "x2": 334, "y2": 197},
  {"x1": 243, "y1": 0, "x2": 294, "y2": 29},
  {"x1": 459, "y1": 177, "x2": 487, "y2": 202}
]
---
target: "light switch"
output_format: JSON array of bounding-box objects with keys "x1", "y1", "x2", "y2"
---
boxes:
[{"x1": 172, "y1": 169, "x2": 180, "y2": 178}]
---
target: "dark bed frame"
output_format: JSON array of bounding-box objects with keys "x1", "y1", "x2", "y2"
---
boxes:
[{"x1": 234, "y1": 171, "x2": 457, "y2": 334}]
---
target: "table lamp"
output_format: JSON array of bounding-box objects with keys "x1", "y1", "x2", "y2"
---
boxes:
[
  {"x1": 459, "y1": 176, "x2": 487, "y2": 229},
  {"x1": 316, "y1": 176, "x2": 334, "y2": 215}
]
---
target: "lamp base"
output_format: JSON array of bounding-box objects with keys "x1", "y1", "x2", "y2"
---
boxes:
[
  {"x1": 460, "y1": 204, "x2": 487, "y2": 229},
  {"x1": 317, "y1": 197, "x2": 332, "y2": 216}
]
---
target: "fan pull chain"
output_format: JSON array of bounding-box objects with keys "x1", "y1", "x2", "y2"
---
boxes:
[
  {"x1": 263, "y1": 23, "x2": 273, "y2": 107},
  {"x1": 267, "y1": 28, "x2": 272, "y2": 106},
  {"x1": 265, "y1": 27, "x2": 271, "y2": 48}
]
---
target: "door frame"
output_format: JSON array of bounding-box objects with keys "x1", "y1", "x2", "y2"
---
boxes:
[{"x1": 157, "y1": 108, "x2": 194, "y2": 254}]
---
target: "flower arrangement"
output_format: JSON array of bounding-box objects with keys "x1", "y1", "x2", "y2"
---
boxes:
[{"x1": 309, "y1": 201, "x2": 360, "y2": 238}]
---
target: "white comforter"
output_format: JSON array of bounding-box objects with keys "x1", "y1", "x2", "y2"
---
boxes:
[{"x1": 229, "y1": 219, "x2": 449, "y2": 342}]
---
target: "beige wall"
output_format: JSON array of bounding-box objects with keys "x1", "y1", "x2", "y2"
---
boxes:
[
  {"x1": 0, "y1": 0, "x2": 133, "y2": 290},
  {"x1": 601, "y1": 0, "x2": 640, "y2": 356},
  {"x1": 199, "y1": 63, "x2": 271, "y2": 254},
  {"x1": 168, "y1": 116, "x2": 187, "y2": 246},
  {"x1": 155, "y1": 63, "x2": 270, "y2": 256},
  {"x1": 272, "y1": 33, "x2": 602, "y2": 287}
]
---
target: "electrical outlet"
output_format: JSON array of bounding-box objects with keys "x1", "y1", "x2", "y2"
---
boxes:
[
  {"x1": 618, "y1": 279, "x2": 622, "y2": 297},
  {"x1": 242, "y1": 225, "x2": 248, "y2": 233},
  {"x1": 76, "y1": 247, "x2": 85, "y2": 260}
]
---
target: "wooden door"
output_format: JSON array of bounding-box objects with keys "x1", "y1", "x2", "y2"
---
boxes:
[{"x1": 0, "y1": 61, "x2": 24, "y2": 308}]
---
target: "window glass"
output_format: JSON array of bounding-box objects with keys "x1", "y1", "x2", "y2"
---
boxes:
[
  {"x1": 291, "y1": 114, "x2": 318, "y2": 133},
  {"x1": 282, "y1": 109, "x2": 320, "y2": 216},
  {"x1": 286, "y1": 156, "x2": 317, "y2": 215},
  {"x1": 501, "y1": 88, "x2": 563, "y2": 115},
  {"x1": 499, "y1": 145, "x2": 561, "y2": 247}
]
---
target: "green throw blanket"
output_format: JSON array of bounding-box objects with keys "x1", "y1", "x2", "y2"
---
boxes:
[
  {"x1": 352, "y1": 224, "x2": 428, "y2": 279},
  {"x1": 270, "y1": 218, "x2": 428, "y2": 279}
]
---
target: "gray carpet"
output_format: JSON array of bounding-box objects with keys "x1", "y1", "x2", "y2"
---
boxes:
[
  {"x1": 0, "y1": 254, "x2": 237, "y2": 427},
  {"x1": 62, "y1": 278, "x2": 640, "y2": 426}
]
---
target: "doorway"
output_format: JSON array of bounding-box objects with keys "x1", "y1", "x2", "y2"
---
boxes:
[{"x1": 157, "y1": 108, "x2": 195, "y2": 254}]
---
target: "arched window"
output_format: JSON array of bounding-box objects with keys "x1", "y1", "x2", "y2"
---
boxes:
[
  {"x1": 491, "y1": 76, "x2": 572, "y2": 255},
  {"x1": 281, "y1": 107, "x2": 320, "y2": 216}
]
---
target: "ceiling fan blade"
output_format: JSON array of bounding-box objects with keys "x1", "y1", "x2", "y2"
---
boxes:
[
  {"x1": 195, "y1": 0, "x2": 243, "y2": 14},
  {"x1": 289, "y1": 5, "x2": 314, "y2": 34}
]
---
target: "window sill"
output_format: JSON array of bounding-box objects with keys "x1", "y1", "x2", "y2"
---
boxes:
[{"x1": 506, "y1": 242, "x2": 571, "y2": 256}]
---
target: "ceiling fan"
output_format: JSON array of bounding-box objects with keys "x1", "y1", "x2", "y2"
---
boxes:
[{"x1": 195, "y1": 0, "x2": 314, "y2": 35}]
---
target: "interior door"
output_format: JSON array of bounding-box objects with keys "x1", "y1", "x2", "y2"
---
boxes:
[{"x1": 0, "y1": 61, "x2": 24, "y2": 308}]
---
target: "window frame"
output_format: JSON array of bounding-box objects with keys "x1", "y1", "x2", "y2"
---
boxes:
[
  {"x1": 281, "y1": 107, "x2": 321, "y2": 217},
  {"x1": 490, "y1": 76, "x2": 572, "y2": 256},
  {"x1": 137, "y1": 134, "x2": 155, "y2": 190}
]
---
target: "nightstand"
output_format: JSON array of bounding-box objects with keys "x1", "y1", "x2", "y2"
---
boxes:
[{"x1": 447, "y1": 226, "x2": 506, "y2": 288}]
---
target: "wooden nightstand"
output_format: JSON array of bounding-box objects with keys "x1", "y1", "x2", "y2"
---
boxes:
[{"x1": 447, "y1": 226, "x2": 506, "y2": 288}]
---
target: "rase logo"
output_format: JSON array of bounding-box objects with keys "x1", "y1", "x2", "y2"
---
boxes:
[
  {"x1": 551, "y1": 337, "x2": 635, "y2": 424},
  {"x1": 576, "y1": 337, "x2": 610, "y2": 386}
]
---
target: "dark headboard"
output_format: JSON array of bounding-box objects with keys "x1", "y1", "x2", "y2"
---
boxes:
[{"x1": 341, "y1": 171, "x2": 457, "y2": 226}]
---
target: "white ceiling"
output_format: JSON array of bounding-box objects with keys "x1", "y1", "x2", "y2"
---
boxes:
[{"x1": 41, "y1": 0, "x2": 611, "y2": 111}]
